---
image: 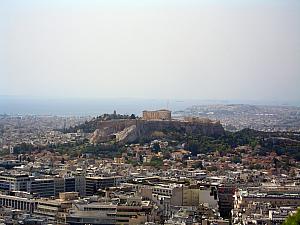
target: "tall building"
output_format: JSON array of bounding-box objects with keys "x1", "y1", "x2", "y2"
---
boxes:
[
  {"x1": 28, "y1": 178, "x2": 55, "y2": 198},
  {"x1": 218, "y1": 185, "x2": 235, "y2": 219},
  {"x1": 0, "y1": 173, "x2": 29, "y2": 192}
]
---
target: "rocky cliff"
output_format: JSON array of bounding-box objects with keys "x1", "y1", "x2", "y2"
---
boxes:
[{"x1": 89, "y1": 119, "x2": 225, "y2": 143}]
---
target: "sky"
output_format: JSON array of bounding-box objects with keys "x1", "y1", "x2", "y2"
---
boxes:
[{"x1": 0, "y1": 0, "x2": 300, "y2": 104}]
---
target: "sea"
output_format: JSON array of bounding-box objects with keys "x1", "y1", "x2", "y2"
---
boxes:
[
  {"x1": 0, "y1": 96, "x2": 299, "y2": 117},
  {"x1": 0, "y1": 96, "x2": 213, "y2": 116}
]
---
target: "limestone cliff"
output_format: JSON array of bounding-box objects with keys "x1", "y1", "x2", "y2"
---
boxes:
[{"x1": 89, "y1": 119, "x2": 225, "y2": 144}]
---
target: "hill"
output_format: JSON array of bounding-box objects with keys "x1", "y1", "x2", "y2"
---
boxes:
[{"x1": 64, "y1": 116, "x2": 225, "y2": 144}]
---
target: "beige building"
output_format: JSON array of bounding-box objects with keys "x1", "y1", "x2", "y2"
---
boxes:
[
  {"x1": 0, "y1": 193, "x2": 37, "y2": 213},
  {"x1": 234, "y1": 190, "x2": 300, "y2": 209},
  {"x1": 142, "y1": 109, "x2": 171, "y2": 120},
  {"x1": 182, "y1": 188, "x2": 200, "y2": 206},
  {"x1": 34, "y1": 198, "x2": 73, "y2": 224}
]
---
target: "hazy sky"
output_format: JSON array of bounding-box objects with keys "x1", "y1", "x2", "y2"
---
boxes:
[{"x1": 1, "y1": 0, "x2": 299, "y2": 102}]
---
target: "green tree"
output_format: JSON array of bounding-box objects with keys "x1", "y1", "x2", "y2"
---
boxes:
[
  {"x1": 193, "y1": 161, "x2": 203, "y2": 169},
  {"x1": 282, "y1": 208, "x2": 300, "y2": 225},
  {"x1": 149, "y1": 156, "x2": 163, "y2": 168},
  {"x1": 152, "y1": 143, "x2": 161, "y2": 153},
  {"x1": 0, "y1": 148, "x2": 9, "y2": 156},
  {"x1": 130, "y1": 114, "x2": 136, "y2": 119},
  {"x1": 232, "y1": 156, "x2": 242, "y2": 164}
]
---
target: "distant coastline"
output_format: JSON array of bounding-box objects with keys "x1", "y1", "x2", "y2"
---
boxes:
[{"x1": 0, "y1": 96, "x2": 299, "y2": 116}]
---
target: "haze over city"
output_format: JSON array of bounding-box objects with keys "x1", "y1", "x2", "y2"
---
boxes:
[
  {"x1": 1, "y1": 0, "x2": 300, "y2": 104},
  {"x1": 1, "y1": 1, "x2": 300, "y2": 225}
]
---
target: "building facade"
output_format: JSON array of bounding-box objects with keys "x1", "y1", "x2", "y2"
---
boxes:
[
  {"x1": 86, "y1": 176, "x2": 124, "y2": 196},
  {"x1": 142, "y1": 110, "x2": 171, "y2": 121},
  {"x1": 0, "y1": 173, "x2": 30, "y2": 192}
]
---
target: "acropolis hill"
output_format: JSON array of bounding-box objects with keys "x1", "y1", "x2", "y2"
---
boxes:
[{"x1": 89, "y1": 110, "x2": 225, "y2": 143}]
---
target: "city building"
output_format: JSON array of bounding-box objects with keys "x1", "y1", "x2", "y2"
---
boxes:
[
  {"x1": 86, "y1": 176, "x2": 124, "y2": 196},
  {"x1": 142, "y1": 110, "x2": 171, "y2": 121}
]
